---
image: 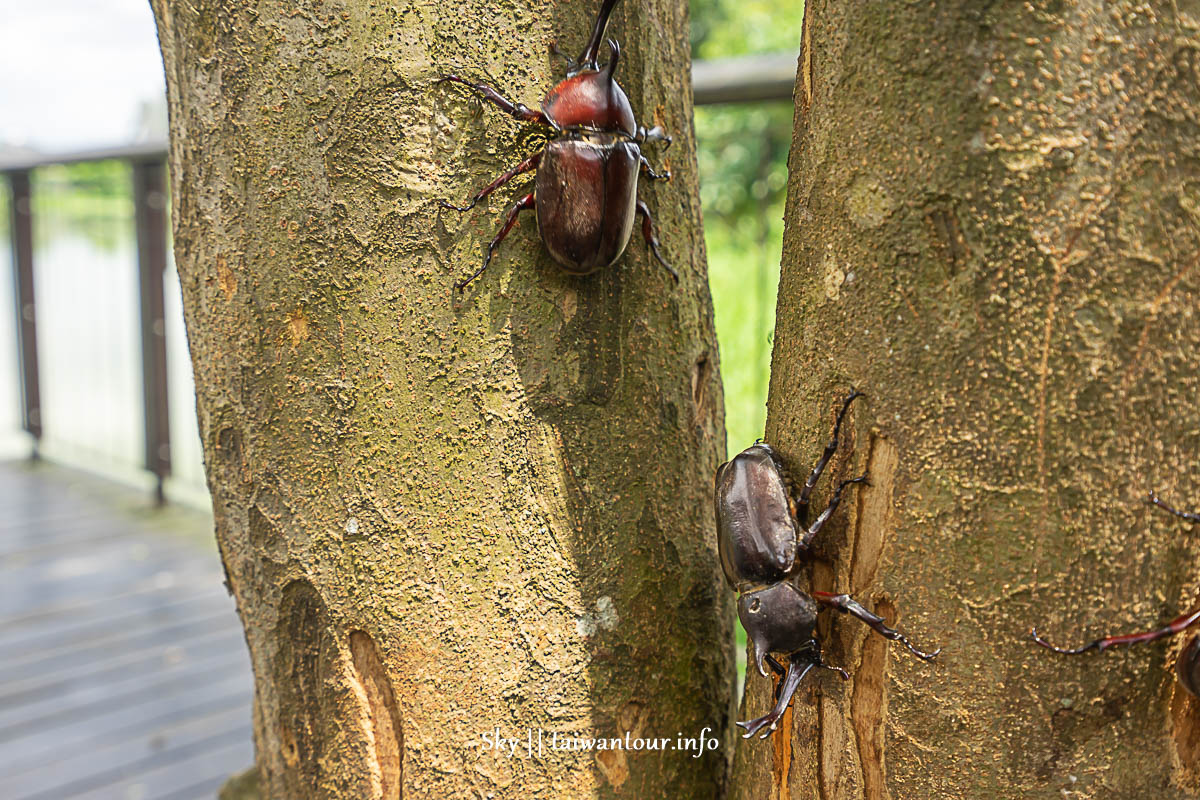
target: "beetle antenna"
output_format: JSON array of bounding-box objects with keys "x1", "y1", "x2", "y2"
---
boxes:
[{"x1": 579, "y1": 0, "x2": 622, "y2": 70}]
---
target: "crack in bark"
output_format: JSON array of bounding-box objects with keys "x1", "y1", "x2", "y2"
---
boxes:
[
  {"x1": 1031, "y1": 184, "x2": 1114, "y2": 598},
  {"x1": 847, "y1": 435, "x2": 897, "y2": 800},
  {"x1": 850, "y1": 435, "x2": 895, "y2": 595},
  {"x1": 850, "y1": 598, "x2": 892, "y2": 800},
  {"x1": 771, "y1": 703, "x2": 793, "y2": 800},
  {"x1": 348, "y1": 631, "x2": 404, "y2": 800},
  {"x1": 810, "y1": 560, "x2": 837, "y2": 800},
  {"x1": 273, "y1": 579, "x2": 331, "y2": 796},
  {"x1": 1120, "y1": 251, "x2": 1198, "y2": 393},
  {"x1": 692, "y1": 350, "x2": 714, "y2": 427}
]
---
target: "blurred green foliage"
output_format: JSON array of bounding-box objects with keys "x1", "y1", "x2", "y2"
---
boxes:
[
  {"x1": 691, "y1": 0, "x2": 806, "y2": 57},
  {"x1": 691, "y1": 0, "x2": 802, "y2": 455}
]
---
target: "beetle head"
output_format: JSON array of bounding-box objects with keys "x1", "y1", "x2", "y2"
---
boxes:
[
  {"x1": 739, "y1": 583, "x2": 819, "y2": 677},
  {"x1": 542, "y1": 0, "x2": 636, "y2": 135},
  {"x1": 543, "y1": 50, "x2": 636, "y2": 136}
]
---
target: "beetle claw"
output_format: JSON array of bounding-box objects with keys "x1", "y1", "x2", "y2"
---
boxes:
[
  {"x1": 902, "y1": 641, "x2": 942, "y2": 661},
  {"x1": 1148, "y1": 489, "x2": 1200, "y2": 522},
  {"x1": 736, "y1": 714, "x2": 777, "y2": 739},
  {"x1": 827, "y1": 664, "x2": 850, "y2": 681},
  {"x1": 1031, "y1": 626, "x2": 1103, "y2": 655}
]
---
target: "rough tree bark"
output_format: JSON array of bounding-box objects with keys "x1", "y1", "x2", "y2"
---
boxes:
[
  {"x1": 150, "y1": 1, "x2": 735, "y2": 797},
  {"x1": 733, "y1": 2, "x2": 1200, "y2": 798}
]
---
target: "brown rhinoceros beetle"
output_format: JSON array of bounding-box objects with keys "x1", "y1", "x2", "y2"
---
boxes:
[
  {"x1": 1032, "y1": 491, "x2": 1200, "y2": 697},
  {"x1": 716, "y1": 389, "x2": 941, "y2": 739},
  {"x1": 437, "y1": 0, "x2": 677, "y2": 291}
]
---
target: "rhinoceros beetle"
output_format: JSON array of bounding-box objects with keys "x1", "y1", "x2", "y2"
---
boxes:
[
  {"x1": 716, "y1": 390, "x2": 941, "y2": 739},
  {"x1": 1032, "y1": 491, "x2": 1200, "y2": 697},
  {"x1": 436, "y1": 0, "x2": 677, "y2": 291}
]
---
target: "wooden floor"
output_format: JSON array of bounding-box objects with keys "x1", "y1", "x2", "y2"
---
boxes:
[{"x1": 0, "y1": 460, "x2": 255, "y2": 800}]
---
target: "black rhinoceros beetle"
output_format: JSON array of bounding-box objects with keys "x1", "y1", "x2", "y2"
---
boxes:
[
  {"x1": 1032, "y1": 491, "x2": 1200, "y2": 697},
  {"x1": 716, "y1": 390, "x2": 941, "y2": 739},
  {"x1": 436, "y1": 0, "x2": 677, "y2": 291}
]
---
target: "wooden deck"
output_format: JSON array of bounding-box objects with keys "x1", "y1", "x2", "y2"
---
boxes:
[{"x1": 0, "y1": 460, "x2": 255, "y2": 800}]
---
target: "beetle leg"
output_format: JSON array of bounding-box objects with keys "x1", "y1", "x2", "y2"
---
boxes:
[
  {"x1": 813, "y1": 592, "x2": 942, "y2": 661},
  {"x1": 436, "y1": 75, "x2": 553, "y2": 127},
  {"x1": 796, "y1": 474, "x2": 867, "y2": 553},
  {"x1": 736, "y1": 656, "x2": 816, "y2": 739},
  {"x1": 1032, "y1": 607, "x2": 1200, "y2": 655},
  {"x1": 795, "y1": 389, "x2": 864, "y2": 526},
  {"x1": 635, "y1": 199, "x2": 679, "y2": 283},
  {"x1": 441, "y1": 151, "x2": 542, "y2": 212},
  {"x1": 1149, "y1": 489, "x2": 1200, "y2": 522},
  {"x1": 638, "y1": 155, "x2": 670, "y2": 182},
  {"x1": 764, "y1": 653, "x2": 787, "y2": 676},
  {"x1": 636, "y1": 125, "x2": 673, "y2": 150},
  {"x1": 454, "y1": 192, "x2": 535, "y2": 292}
]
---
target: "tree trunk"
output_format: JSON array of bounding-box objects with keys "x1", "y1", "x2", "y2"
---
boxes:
[
  {"x1": 733, "y1": 2, "x2": 1200, "y2": 798},
  {"x1": 151, "y1": 1, "x2": 735, "y2": 797}
]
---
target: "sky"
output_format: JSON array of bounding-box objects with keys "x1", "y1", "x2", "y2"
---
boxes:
[{"x1": 0, "y1": 0, "x2": 167, "y2": 152}]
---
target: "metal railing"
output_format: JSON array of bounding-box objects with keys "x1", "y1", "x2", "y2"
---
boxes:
[
  {"x1": 1, "y1": 52, "x2": 796, "y2": 503},
  {"x1": 5, "y1": 154, "x2": 173, "y2": 501}
]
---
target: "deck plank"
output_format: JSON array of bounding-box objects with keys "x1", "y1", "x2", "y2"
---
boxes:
[{"x1": 0, "y1": 461, "x2": 254, "y2": 799}]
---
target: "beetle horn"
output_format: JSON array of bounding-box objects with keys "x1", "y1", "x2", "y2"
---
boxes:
[
  {"x1": 750, "y1": 632, "x2": 770, "y2": 678},
  {"x1": 603, "y1": 39, "x2": 620, "y2": 81},
  {"x1": 579, "y1": 0, "x2": 622, "y2": 69}
]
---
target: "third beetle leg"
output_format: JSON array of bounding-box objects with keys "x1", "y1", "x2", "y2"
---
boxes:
[
  {"x1": 1149, "y1": 489, "x2": 1200, "y2": 522},
  {"x1": 1032, "y1": 607, "x2": 1200, "y2": 655},
  {"x1": 638, "y1": 154, "x2": 670, "y2": 182},
  {"x1": 635, "y1": 199, "x2": 678, "y2": 283},
  {"x1": 813, "y1": 591, "x2": 941, "y2": 661},
  {"x1": 795, "y1": 389, "x2": 864, "y2": 526},
  {"x1": 455, "y1": 192, "x2": 535, "y2": 292},
  {"x1": 436, "y1": 75, "x2": 554, "y2": 127},
  {"x1": 441, "y1": 151, "x2": 542, "y2": 212}
]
